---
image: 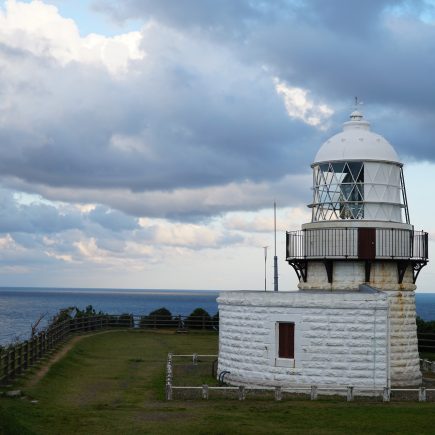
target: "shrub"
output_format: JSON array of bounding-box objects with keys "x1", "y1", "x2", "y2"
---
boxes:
[
  {"x1": 139, "y1": 307, "x2": 176, "y2": 328},
  {"x1": 417, "y1": 316, "x2": 435, "y2": 333},
  {"x1": 185, "y1": 308, "x2": 212, "y2": 330},
  {"x1": 108, "y1": 313, "x2": 134, "y2": 328},
  {"x1": 51, "y1": 307, "x2": 76, "y2": 325},
  {"x1": 212, "y1": 312, "x2": 219, "y2": 330}
]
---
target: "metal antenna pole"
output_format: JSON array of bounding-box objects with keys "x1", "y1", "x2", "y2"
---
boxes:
[
  {"x1": 273, "y1": 202, "x2": 279, "y2": 292},
  {"x1": 263, "y1": 246, "x2": 268, "y2": 291}
]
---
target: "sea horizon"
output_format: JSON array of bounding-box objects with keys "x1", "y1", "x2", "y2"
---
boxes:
[{"x1": 2, "y1": 287, "x2": 435, "y2": 346}]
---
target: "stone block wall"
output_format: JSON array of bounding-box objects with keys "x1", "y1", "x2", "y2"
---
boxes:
[
  {"x1": 386, "y1": 290, "x2": 421, "y2": 386},
  {"x1": 298, "y1": 261, "x2": 416, "y2": 291},
  {"x1": 218, "y1": 291, "x2": 389, "y2": 389}
]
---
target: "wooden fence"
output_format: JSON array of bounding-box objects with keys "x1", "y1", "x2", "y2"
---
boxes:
[{"x1": 0, "y1": 313, "x2": 217, "y2": 385}]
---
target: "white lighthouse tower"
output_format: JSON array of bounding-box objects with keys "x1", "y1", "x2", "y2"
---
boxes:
[
  {"x1": 217, "y1": 110, "x2": 428, "y2": 391},
  {"x1": 287, "y1": 109, "x2": 428, "y2": 386}
]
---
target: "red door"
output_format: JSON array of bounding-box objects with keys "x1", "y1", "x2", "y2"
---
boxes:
[
  {"x1": 278, "y1": 323, "x2": 295, "y2": 358},
  {"x1": 358, "y1": 228, "x2": 376, "y2": 259}
]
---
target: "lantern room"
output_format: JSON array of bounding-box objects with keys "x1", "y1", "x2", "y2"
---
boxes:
[{"x1": 310, "y1": 111, "x2": 408, "y2": 223}]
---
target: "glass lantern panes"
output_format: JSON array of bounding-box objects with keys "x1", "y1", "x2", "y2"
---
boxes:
[{"x1": 311, "y1": 161, "x2": 365, "y2": 221}]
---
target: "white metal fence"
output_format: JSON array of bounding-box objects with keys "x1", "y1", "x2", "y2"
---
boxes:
[{"x1": 165, "y1": 353, "x2": 435, "y2": 402}]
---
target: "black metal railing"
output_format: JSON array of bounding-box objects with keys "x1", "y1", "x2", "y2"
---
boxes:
[{"x1": 286, "y1": 227, "x2": 428, "y2": 261}]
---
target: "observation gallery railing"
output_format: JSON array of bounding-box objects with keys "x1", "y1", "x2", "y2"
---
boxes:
[{"x1": 286, "y1": 227, "x2": 428, "y2": 261}]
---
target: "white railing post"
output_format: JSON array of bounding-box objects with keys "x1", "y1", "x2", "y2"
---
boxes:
[
  {"x1": 346, "y1": 386, "x2": 354, "y2": 402},
  {"x1": 166, "y1": 352, "x2": 173, "y2": 400},
  {"x1": 383, "y1": 387, "x2": 390, "y2": 402},
  {"x1": 419, "y1": 387, "x2": 426, "y2": 402},
  {"x1": 238, "y1": 386, "x2": 246, "y2": 401},
  {"x1": 202, "y1": 384, "x2": 209, "y2": 400},
  {"x1": 274, "y1": 386, "x2": 282, "y2": 401},
  {"x1": 310, "y1": 385, "x2": 318, "y2": 400},
  {"x1": 192, "y1": 353, "x2": 198, "y2": 365}
]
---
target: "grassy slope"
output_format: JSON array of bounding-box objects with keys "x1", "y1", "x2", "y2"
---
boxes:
[{"x1": 0, "y1": 330, "x2": 434, "y2": 435}]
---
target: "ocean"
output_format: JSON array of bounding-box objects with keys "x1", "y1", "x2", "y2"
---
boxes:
[
  {"x1": 1, "y1": 287, "x2": 435, "y2": 346},
  {"x1": 0, "y1": 287, "x2": 219, "y2": 345}
]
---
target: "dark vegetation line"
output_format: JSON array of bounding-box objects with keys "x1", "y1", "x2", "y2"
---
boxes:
[
  {"x1": 1, "y1": 305, "x2": 219, "y2": 350},
  {"x1": 417, "y1": 316, "x2": 435, "y2": 333}
]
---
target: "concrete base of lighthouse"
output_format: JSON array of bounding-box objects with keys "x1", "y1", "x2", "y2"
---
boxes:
[{"x1": 217, "y1": 287, "x2": 421, "y2": 391}]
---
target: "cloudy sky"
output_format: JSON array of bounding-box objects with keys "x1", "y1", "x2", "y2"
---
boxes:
[{"x1": 0, "y1": 0, "x2": 434, "y2": 291}]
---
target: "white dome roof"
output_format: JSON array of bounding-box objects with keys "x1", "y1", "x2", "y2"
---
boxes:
[{"x1": 314, "y1": 111, "x2": 400, "y2": 164}]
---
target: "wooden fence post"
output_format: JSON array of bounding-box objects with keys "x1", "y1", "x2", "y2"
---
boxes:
[
  {"x1": 17, "y1": 344, "x2": 23, "y2": 375},
  {"x1": 2, "y1": 349, "x2": 7, "y2": 383},
  {"x1": 4, "y1": 348, "x2": 10, "y2": 382},
  {"x1": 29, "y1": 338, "x2": 34, "y2": 365},
  {"x1": 24, "y1": 341, "x2": 29, "y2": 370},
  {"x1": 0, "y1": 348, "x2": 4, "y2": 383},
  {"x1": 9, "y1": 346, "x2": 15, "y2": 379}
]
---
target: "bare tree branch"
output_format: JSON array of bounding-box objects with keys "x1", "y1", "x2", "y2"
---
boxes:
[{"x1": 31, "y1": 312, "x2": 47, "y2": 338}]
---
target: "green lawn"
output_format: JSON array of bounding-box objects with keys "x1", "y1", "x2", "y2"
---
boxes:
[{"x1": 1, "y1": 330, "x2": 435, "y2": 435}]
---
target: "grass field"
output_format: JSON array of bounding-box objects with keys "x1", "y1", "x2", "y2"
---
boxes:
[{"x1": 1, "y1": 330, "x2": 435, "y2": 435}]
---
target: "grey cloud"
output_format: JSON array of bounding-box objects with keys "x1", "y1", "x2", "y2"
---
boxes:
[
  {"x1": 6, "y1": 173, "x2": 311, "y2": 221},
  {"x1": 91, "y1": 0, "x2": 272, "y2": 33},
  {"x1": 0, "y1": 189, "x2": 83, "y2": 234},
  {"x1": 0, "y1": 24, "x2": 319, "y2": 197},
  {"x1": 88, "y1": 206, "x2": 139, "y2": 231},
  {"x1": 1, "y1": 1, "x2": 435, "y2": 224},
  {"x1": 89, "y1": 1, "x2": 435, "y2": 166}
]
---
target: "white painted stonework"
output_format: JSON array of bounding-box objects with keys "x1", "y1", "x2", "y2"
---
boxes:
[
  {"x1": 298, "y1": 261, "x2": 416, "y2": 291},
  {"x1": 386, "y1": 291, "x2": 421, "y2": 386},
  {"x1": 217, "y1": 289, "x2": 421, "y2": 389},
  {"x1": 218, "y1": 290, "x2": 390, "y2": 389}
]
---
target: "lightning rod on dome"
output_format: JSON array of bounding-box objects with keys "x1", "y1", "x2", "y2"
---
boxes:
[{"x1": 354, "y1": 96, "x2": 363, "y2": 109}]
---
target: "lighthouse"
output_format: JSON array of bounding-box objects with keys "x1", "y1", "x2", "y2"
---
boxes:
[{"x1": 217, "y1": 110, "x2": 428, "y2": 391}]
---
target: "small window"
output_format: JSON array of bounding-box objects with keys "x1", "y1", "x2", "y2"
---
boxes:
[{"x1": 278, "y1": 322, "x2": 295, "y2": 359}]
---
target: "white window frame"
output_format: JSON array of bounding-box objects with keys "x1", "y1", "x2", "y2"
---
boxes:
[{"x1": 267, "y1": 314, "x2": 302, "y2": 368}]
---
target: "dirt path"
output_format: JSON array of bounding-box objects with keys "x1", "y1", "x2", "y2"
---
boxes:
[{"x1": 27, "y1": 330, "x2": 114, "y2": 387}]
